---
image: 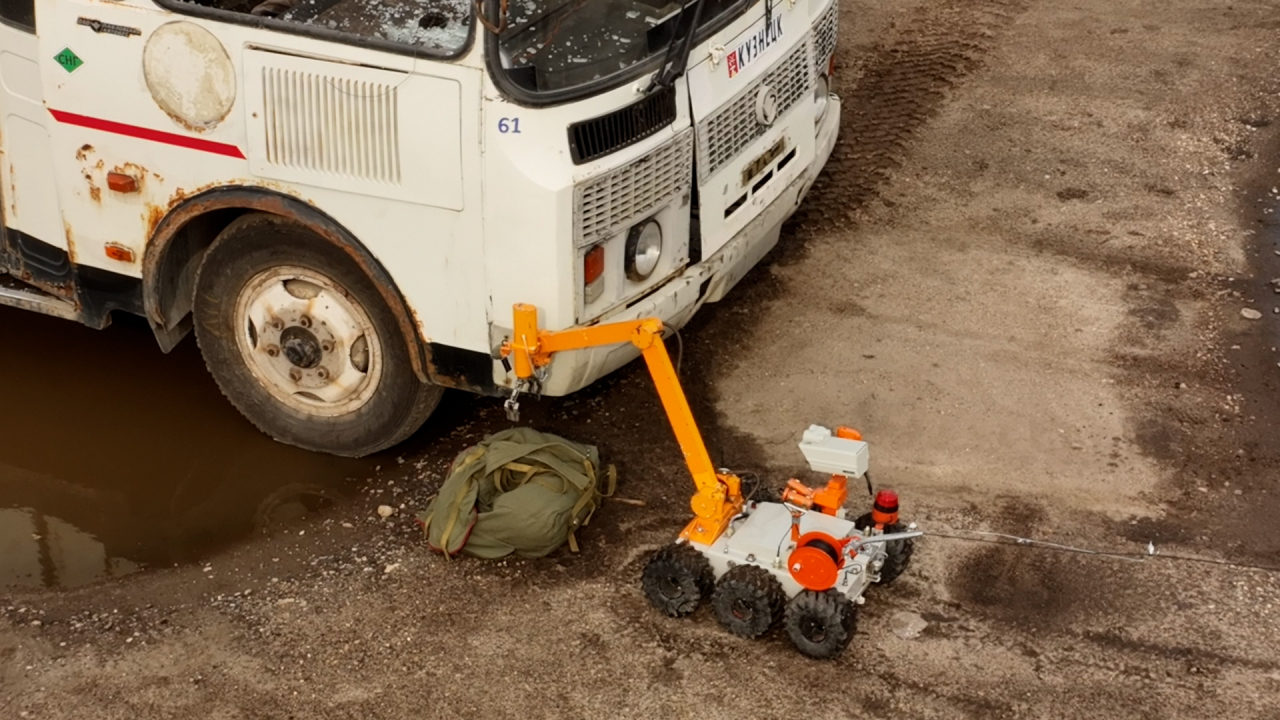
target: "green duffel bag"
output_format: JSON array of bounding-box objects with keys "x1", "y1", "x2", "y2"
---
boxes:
[{"x1": 417, "y1": 428, "x2": 616, "y2": 559}]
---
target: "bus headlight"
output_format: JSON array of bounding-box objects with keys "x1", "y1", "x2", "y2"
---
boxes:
[
  {"x1": 814, "y1": 73, "x2": 830, "y2": 126},
  {"x1": 625, "y1": 220, "x2": 663, "y2": 281}
]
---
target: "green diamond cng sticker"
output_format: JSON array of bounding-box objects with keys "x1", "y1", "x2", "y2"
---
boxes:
[{"x1": 54, "y1": 48, "x2": 83, "y2": 74}]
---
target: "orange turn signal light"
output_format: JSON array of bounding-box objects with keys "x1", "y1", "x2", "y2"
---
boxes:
[
  {"x1": 584, "y1": 245, "x2": 605, "y2": 286},
  {"x1": 104, "y1": 243, "x2": 135, "y2": 263},
  {"x1": 106, "y1": 172, "x2": 138, "y2": 194}
]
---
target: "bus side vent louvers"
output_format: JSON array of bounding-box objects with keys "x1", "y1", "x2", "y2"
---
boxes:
[
  {"x1": 261, "y1": 67, "x2": 402, "y2": 185},
  {"x1": 568, "y1": 88, "x2": 678, "y2": 165}
]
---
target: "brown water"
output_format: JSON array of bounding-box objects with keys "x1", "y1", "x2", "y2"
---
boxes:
[{"x1": 0, "y1": 305, "x2": 376, "y2": 588}]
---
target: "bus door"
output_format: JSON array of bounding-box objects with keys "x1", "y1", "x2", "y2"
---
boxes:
[{"x1": 0, "y1": 0, "x2": 72, "y2": 295}]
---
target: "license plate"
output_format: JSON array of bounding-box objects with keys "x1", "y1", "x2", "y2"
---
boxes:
[{"x1": 742, "y1": 137, "x2": 787, "y2": 187}]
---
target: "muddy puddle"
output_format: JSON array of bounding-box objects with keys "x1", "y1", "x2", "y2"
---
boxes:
[{"x1": 0, "y1": 307, "x2": 379, "y2": 588}]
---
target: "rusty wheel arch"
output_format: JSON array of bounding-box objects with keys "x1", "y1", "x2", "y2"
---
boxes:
[{"x1": 144, "y1": 186, "x2": 431, "y2": 384}]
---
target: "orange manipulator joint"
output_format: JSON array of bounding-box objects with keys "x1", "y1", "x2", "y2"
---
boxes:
[
  {"x1": 506, "y1": 303, "x2": 543, "y2": 379},
  {"x1": 782, "y1": 478, "x2": 816, "y2": 509},
  {"x1": 782, "y1": 475, "x2": 848, "y2": 516},
  {"x1": 813, "y1": 475, "x2": 848, "y2": 515}
]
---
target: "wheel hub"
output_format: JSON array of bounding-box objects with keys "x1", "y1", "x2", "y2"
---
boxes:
[
  {"x1": 801, "y1": 617, "x2": 827, "y2": 643},
  {"x1": 280, "y1": 326, "x2": 322, "y2": 369},
  {"x1": 659, "y1": 574, "x2": 683, "y2": 599},
  {"x1": 233, "y1": 267, "x2": 383, "y2": 417}
]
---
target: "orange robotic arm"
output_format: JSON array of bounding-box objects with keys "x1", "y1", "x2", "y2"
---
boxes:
[{"x1": 500, "y1": 303, "x2": 743, "y2": 546}]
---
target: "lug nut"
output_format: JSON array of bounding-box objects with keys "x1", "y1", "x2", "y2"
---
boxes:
[
  {"x1": 316, "y1": 367, "x2": 329, "y2": 380},
  {"x1": 320, "y1": 341, "x2": 334, "y2": 353},
  {"x1": 265, "y1": 345, "x2": 280, "y2": 357},
  {"x1": 299, "y1": 315, "x2": 312, "y2": 328},
  {"x1": 289, "y1": 368, "x2": 302, "y2": 382},
  {"x1": 271, "y1": 319, "x2": 284, "y2": 331}
]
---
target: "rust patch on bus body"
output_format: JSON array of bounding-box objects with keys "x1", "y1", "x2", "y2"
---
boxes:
[
  {"x1": 9, "y1": 161, "x2": 18, "y2": 220},
  {"x1": 63, "y1": 221, "x2": 78, "y2": 264},
  {"x1": 77, "y1": 149, "x2": 102, "y2": 205}
]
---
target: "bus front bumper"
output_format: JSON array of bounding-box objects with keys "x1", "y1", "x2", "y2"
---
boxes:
[{"x1": 503, "y1": 96, "x2": 842, "y2": 398}]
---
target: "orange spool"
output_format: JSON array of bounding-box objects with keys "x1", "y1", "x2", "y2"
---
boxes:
[{"x1": 788, "y1": 532, "x2": 846, "y2": 591}]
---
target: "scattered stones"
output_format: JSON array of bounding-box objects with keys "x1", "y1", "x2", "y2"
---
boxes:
[
  {"x1": 1241, "y1": 308, "x2": 1263, "y2": 320},
  {"x1": 377, "y1": 505, "x2": 395, "y2": 518}
]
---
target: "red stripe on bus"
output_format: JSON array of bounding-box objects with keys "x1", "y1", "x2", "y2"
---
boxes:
[{"x1": 49, "y1": 109, "x2": 246, "y2": 159}]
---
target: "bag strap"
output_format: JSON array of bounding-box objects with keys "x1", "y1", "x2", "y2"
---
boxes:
[
  {"x1": 436, "y1": 447, "x2": 487, "y2": 557},
  {"x1": 565, "y1": 461, "x2": 617, "y2": 552},
  {"x1": 484, "y1": 441, "x2": 595, "y2": 492}
]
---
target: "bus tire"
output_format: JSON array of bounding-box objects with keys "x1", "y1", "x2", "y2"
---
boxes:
[{"x1": 192, "y1": 213, "x2": 442, "y2": 457}]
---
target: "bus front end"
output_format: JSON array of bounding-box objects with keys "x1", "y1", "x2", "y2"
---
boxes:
[{"x1": 482, "y1": 0, "x2": 841, "y2": 394}]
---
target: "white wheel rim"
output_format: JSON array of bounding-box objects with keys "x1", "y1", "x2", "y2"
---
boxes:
[{"x1": 233, "y1": 266, "x2": 383, "y2": 417}]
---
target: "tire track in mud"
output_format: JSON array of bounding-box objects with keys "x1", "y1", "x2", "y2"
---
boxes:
[
  {"x1": 790, "y1": 0, "x2": 1029, "y2": 235},
  {"x1": 669, "y1": 1, "x2": 1032, "y2": 482}
]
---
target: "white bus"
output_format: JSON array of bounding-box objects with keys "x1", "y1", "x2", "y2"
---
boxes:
[{"x1": 0, "y1": 0, "x2": 840, "y2": 456}]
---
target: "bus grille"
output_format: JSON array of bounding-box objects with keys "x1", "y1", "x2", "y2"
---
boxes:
[
  {"x1": 813, "y1": 1, "x2": 839, "y2": 73},
  {"x1": 696, "y1": 36, "x2": 814, "y2": 183},
  {"x1": 260, "y1": 67, "x2": 402, "y2": 185},
  {"x1": 574, "y1": 130, "x2": 693, "y2": 249},
  {"x1": 569, "y1": 87, "x2": 678, "y2": 165}
]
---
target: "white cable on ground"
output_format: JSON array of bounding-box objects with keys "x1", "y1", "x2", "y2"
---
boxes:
[{"x1": 925, "y1": 527, "x2": 1280, "y2": 574}]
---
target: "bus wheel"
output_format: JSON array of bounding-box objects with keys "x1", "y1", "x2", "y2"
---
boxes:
[{"x1": 192, "y1": 213, "x2": 442, "y2": 457}]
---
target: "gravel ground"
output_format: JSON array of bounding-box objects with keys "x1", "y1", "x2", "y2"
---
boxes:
[{"x1": 5, "y1": 1, "x2": 1280, "y2": 718}]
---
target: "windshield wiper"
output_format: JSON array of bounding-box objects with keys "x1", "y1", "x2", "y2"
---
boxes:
[{"x1": 652, "y1": 0, "x2": 705, "y2": 90}]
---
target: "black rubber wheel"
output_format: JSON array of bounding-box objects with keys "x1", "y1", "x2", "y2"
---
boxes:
[
  {"x1": 855, "y1": 513, "x2": 916, "y2": 585},
  {"x1": 711, "y1": 564, "x2": 786, "y2": 638},
  {"x1": 641, "y1": 543, "x2": 714, "y2": 617},
  {"x1": 193, "y1": 213, "x2": 443, "y2": 457},
  {"x1": 784, "y1": 589, "x2": 858, "y2": 660}
]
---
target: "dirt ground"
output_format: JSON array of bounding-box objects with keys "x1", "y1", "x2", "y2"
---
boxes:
[{"x1": 6, "y1": 0, "x2": 1280, "y2": 717}]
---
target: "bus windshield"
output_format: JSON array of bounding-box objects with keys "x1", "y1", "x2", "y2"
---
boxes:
[{"x1": 495, "y1": 0, "x2": 746, "y2": 94}]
